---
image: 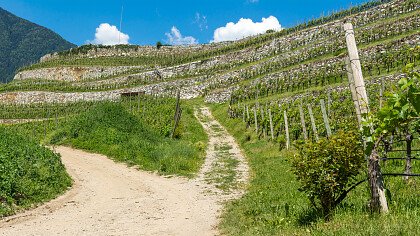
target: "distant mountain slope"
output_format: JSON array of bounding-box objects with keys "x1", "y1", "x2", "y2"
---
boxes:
[{"x1": 0, "y1": 7, "x2": 75, "y2": 82}]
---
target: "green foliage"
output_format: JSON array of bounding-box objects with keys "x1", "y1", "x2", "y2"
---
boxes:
[
  {"x1": 292, "y1": 131, "x2": 365, "y2": 220},
  {"x1": 362, "y1": 64, "x2": 420, "y2": 155},
  {"x1": 121, "y1": 96, "x2": 179, "y2": 137},
  {"x1": 0, "y1": 7, "x2": 75, "y2": 82},
  {"x1": 50, "y1": 102, "x2": 206, "y2": 177},
  {"x1": 156, "y1": 41, "x2": 163, "y2": 49},
  {"x1": 0, "y1": 126, "x2": 71, "y2": 216},
  {"x1": 212, "y1": 103, "x2": 420, "y2": 236}
]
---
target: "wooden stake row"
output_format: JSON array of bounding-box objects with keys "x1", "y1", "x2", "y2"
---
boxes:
[{"x1": 240, "y1": 97, "x2": 334, "y2": 148}]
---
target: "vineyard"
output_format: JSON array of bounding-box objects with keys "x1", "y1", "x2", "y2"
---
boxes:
[{"x1": 0, "y1": 0, "x2": 419, "y2": 235}]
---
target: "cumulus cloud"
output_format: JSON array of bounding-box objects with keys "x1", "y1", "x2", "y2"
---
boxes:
[
  {"x1": 87, "y1": 23, "x2": 129, "y2": 45},
  {"x1": 212, "y1": 16, "x2": 282, "y2": 43},
  {"x1": 165, "y1": 26, "x2": 198, "y2": 45}
]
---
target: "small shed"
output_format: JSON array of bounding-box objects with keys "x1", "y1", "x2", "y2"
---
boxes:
[{"x1": 120, "y1": 91, "x2": 145, "y2": 98}]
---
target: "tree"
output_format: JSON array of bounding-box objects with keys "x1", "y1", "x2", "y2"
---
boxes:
[{"x1": 156, "y1": 41, "x2": 163, "y2": 49}]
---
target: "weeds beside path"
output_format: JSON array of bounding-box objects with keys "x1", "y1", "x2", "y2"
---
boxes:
[{"x1": 194, "y1": 106, "x2": 250, "y2": 200}]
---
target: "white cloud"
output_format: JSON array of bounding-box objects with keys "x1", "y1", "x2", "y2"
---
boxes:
[
  {"x1": 87, "y1": 23, "x2": 129, "y2": 46},
  {"x1": 248, "y1": 0, "x2": 259, "y2": 3},
  {"x1": 165, "y1": 26, "x2": 198, "y2": 45},
  {"x1": 212, "y1": 16, "x2": 282, "y2": 43}
]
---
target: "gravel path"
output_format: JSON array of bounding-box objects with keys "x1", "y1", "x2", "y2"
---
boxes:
[{"x1": 0, "y1": 107, "x2": 248, "y2": 236}]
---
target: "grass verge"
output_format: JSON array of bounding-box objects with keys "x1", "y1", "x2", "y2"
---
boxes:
[{"x1": 210, "y1": 103, "x2": 420, "y2": 236}]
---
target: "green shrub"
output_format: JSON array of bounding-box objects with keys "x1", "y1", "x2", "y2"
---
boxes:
[
  {"x1": 0, "y1": 127, "x2": 71, "y2": 216},
  {"x1": 292, "y1": 130, "x2": 364, "y2": 220}
]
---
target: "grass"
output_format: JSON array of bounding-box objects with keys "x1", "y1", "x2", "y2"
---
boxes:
[
  {"x1": 5, "y1": 98, "x2": 208, "y2": 178},
  {"x1": 47, "y1": 101, "x2": 207, "y2": 177},
  {"x1": 0, "y1": 126, "x2": 72, "y2": 217},
  {"x1": 0, "y1": 98, "x2": 207, "y2": 219},
  {"x1": 210, "y1": 103, "x2": 420, "y2": 236},
  {"x1": 205, "y1": 143, "x2": 239, "y2": 192}
]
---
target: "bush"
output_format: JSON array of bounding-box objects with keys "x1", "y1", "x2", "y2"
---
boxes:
[
  {"x1": 0, "y1": 127, "x2": 71, "y2": 216},
  {"x1": 292, "y1": 130, "x2": 364, "y2": 220}
]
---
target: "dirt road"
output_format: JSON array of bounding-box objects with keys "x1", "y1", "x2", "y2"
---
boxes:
[{"x1": 0, "y1": 107, "x2": 248, "y2": 236}]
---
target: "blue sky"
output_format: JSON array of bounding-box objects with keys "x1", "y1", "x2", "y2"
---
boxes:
[{"x1": 1, "y1": 0, "x2": 368, "y2": 46}]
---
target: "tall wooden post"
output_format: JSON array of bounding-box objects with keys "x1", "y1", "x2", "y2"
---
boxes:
[
  {"x1": 405, "y1": 133, "x2": 413, "y2": 181},
  {"x1": 307, "y1": 104, "x2": 319, "y2": 141},
  {"x1": 344, "y1": 22, "x2": 388, "y2": 213},
  {"x1": 344, "y1": 23, "x2": 369, "y2": 114},
  {"x1": 320, "y1": 99, "x2": 332, "y2": 137},
  {"x1": 345, "y1": 57, "x2": 362, "y2": 125},
  {"x1": 284, "y1": 110, "x2": 290, "y2": 150},
  {"x1": 269, "y1": 109, "x2": 274, "y2": 141},
  {"x1": 253, "y1": 107, "x2": 258, "y2": 133}
]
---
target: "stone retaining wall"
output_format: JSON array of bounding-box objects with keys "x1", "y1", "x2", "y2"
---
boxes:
[{"x1": 14, "y1": 66, "x2": 143, "y2": 82}]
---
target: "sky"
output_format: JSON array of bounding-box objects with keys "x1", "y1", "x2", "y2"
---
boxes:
[{"x1": 1, "y1": 0, "x2": 369, "y2": 46}]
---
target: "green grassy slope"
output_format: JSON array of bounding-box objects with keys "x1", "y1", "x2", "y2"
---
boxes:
[
  {"x1": 50, "y1": 102, "x2": 207, "y2": 177},
  {"x1": 0, "y1": 127, "x2": 71, "y2": 217},
  {"x1": 211, "y1": 103, "x2": 420, "y2": 236},
  {"x1": 4, "y1": 98, "x2": 208, "y2": 178}
]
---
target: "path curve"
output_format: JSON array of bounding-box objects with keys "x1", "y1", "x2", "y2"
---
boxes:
[{"x1": 0, "y1": 107, "x2": 249, "y2": 236}]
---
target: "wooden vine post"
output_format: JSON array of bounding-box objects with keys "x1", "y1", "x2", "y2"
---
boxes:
[
  {"x1": 345, "y1": 57, "x2": 362, "y2": 125},
  {"x1": 284, "y1": 110, "x2": 290, "y2": 150},
  {"x1": 253, "y1": 107, "x2": 258, "y2": 133},
  {"x1": 405, "y1": 133, "x2": 413, "y2": 181},
  {"x1": 307, "y1": 104, "x2": 319, "y2": 141},
  {"x1": 170, "y1": 91, "x2": 182, "y2": 139},
  {"x1": 344, "y1": 23, "x2": 369, "y2": 114},
  {"x1": 320, "y1": 99, "x2": 332, "y2": 137},
  {"x1": 344, "y1": 22, "x2": 388, "y2": 213},
  {"x1": 269, "y1": 109, "x2": 274, "y2": 141}
]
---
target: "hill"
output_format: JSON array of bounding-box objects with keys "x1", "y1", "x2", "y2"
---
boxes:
[
  {"x1": 1, "y1": 0, "x2": 417, "y2": 105},
  {"x1": 0, "y1": 0, "x2": 419, "y2": 235},
  {"x1": 0, "y1": 7, "x2": 75, "y2": 83}
]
